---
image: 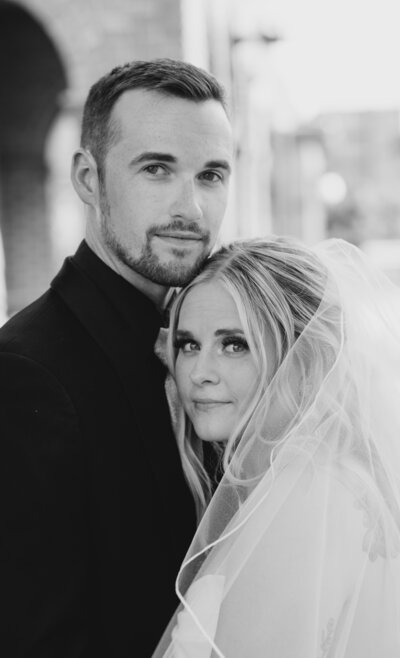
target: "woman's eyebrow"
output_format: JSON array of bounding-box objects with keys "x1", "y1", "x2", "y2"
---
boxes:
[
  {"x1": 214, "y1": 329, "x2": 244, "y2": 336},
  {"x1": 176, "y1": 329, "x2": 245, "y2": 339},
  {"x1": 175, "y1": 329, "x2": 194, "y2": 338}
]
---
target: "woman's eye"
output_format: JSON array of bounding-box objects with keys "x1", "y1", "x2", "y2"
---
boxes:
[
  {"x1": 182, "y1": 342, "x2": 198, "y2": 353},
  {"x1": 175, "y1": 340, "x2": 199, "y2": 354},
  {"x1": 222, "y1": 338, "x2": 249, "y2": 354}
]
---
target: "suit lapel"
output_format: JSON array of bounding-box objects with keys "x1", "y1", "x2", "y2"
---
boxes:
[{"x1": 51, "y1": 258, "x2": 192, "y2": 516}]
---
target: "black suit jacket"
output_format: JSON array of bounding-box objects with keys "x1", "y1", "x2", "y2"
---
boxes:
[{"x1": 0, "y1": 242, "x2": 196, "y2": 657}]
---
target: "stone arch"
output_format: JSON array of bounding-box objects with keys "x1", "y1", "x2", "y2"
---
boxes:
[{"x1": 0, "y1": 0, "x2": 68, "y2": 315}]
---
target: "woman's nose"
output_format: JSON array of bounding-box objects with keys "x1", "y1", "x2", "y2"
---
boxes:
[
  {"x1": 170, "y1": 179, "x2": 202, "y2": 222},
  {"x1": 190, "y1": 353, "x2": 220, "y2": 386}
]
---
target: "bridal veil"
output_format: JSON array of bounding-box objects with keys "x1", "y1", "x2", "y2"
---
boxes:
[{"x1": 153, "y1": 238, "x2": 400, "y2": 658}]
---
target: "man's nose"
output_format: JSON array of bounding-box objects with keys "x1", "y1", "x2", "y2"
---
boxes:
[
  {"x1": 190, "y1": 352, "x2": 220, "y2": 386},
  {"x1": 170, "y1": 179, "x2": 202, "y2": 222}
]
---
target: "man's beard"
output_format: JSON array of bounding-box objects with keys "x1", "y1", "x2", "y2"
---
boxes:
[{"x1": 99, "y1": 194, "x2": 212, "y2": 287}]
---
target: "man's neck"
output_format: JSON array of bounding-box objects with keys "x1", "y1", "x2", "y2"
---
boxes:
[{"x1": 85, "y1": 236, "x2": 169, "y2": 309}]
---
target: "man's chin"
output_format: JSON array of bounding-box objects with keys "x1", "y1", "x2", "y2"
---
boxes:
[
  {"x1": 115, "y1": 241, "x2": 209, "y2": 287},
  {"x1": 154, "y1": 240, "x2": 205, "y2": 263},
  {"x1": 148, "y1": 249, "x2": 209, "y2": 286},
  {"x1": 153, "y1": 266, "x2": 202, "y2": 287},
  {"x1": 152, "y1": 258, "x2": 206, "y2": 286}
]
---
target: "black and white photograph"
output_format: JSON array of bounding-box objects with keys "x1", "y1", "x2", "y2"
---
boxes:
[{"x1": 1, "y1": 1, "x2": 400, "y2": 656}]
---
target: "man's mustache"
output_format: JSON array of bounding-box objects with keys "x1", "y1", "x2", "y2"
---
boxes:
[{"x1": 147, "y1": 221, "x2": 210, "y2": 243}]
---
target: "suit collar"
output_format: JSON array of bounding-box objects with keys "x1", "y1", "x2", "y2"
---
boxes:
[
  {"x1": 50, "y1": 247, "x2": 162, "y2": 372},
  {"x1": 67, "y1": 240, "x2": 164, "y2": 348}
]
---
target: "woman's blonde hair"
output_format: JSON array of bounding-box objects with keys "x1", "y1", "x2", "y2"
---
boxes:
[{"x1": 167, "y1": 236, "x2": 328, "y2": 519}]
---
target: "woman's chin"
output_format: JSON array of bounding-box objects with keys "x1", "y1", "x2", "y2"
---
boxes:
[{"x1": 192, "y1": 421, "x2": 230, "y2": 444}]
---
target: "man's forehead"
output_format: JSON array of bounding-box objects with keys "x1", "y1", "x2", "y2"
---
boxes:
[
  {"x1": 114, "y1": 86, "x2": 225, "y2": 111},
  {"x1": 109, "y1": 90, "x2": 233, "y2": 162},
  {"x1": 112, "y1": 88, "x2": 231, "y2": 136}
]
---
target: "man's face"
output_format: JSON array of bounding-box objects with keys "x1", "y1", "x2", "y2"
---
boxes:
[{"x1": 97, "y1": 89, "x2": 233, "y2": 287}]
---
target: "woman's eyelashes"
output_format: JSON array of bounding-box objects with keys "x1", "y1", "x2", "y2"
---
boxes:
[
  {"x1": 174, "y1": 334, "x2": 249, "y2": 355},
  {"x1": 220, "y1": 336, "x2": 249, "y2": 354},
  {"x1": 174, "y1": 337, "x2": 199, "y2": 353}
]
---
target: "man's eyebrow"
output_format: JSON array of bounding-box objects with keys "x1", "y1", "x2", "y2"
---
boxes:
[
  {"x1": 205, "y1": 160, "x2": 232, "y2": 174},
  {"x1": 130, "y1": 153, "x2": 232, "y2": 174},
  {"x1": 130, "y1": 152, "x2": 177, "y2": 165}
]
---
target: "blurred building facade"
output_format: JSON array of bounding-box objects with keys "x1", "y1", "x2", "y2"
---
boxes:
[{"x1": 314, "y1": 110, "x2": 400, "y2": 244}]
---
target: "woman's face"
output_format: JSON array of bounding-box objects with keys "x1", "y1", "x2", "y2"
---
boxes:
[{"x1": 174, "y1": 281, "x2": 261, "y2": 442}]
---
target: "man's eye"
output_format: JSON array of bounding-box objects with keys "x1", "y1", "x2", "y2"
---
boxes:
[
  {"x1": 200, "y1": 170, "x2": 222, "y2": 183},
  {"x1": 143, "y1": 164, "x2": 167, "y2": 175}
]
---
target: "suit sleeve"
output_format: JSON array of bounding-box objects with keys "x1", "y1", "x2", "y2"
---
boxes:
[{"x1": 0, "y1": 352, "x2": 88, "y2": 657}]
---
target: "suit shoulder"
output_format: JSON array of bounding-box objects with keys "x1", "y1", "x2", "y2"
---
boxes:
[
  {"x1": 0, "y1": 350, "x2": 80, "y2": 423},
  {"x1": 0, "y1": 288, "x2": 87, "y2": 360}
]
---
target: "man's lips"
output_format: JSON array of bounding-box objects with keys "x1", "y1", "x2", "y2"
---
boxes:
[{"x1": 154, "y1": 231, "x2": 203, "y2": 241}]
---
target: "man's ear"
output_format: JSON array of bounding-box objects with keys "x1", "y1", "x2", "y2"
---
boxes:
[{"x1": 71, "y1": 148, "x2": 100, "y2": 206}]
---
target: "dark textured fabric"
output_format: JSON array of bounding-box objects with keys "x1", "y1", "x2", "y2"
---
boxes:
[{"x1": 0, "y1": 241, "x2": 196, "y2": 658}]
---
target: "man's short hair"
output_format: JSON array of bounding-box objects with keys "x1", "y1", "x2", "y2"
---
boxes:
[{"x1": 80, "y1": 58, "x2": 228, "y2": 176}]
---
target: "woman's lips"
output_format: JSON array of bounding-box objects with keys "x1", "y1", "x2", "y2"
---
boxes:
[{"x1": 193, "y1": 399, "x2": 231, "y2": 410}]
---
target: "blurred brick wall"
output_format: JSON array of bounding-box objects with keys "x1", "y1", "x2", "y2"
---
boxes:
[{"x1": 0, "y1": 0, "x2": 183, "y2": 316}]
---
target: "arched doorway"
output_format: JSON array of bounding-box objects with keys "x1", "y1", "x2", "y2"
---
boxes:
[{"x1": 0, "y1": 1, "x2": 67, "y2": 316}]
